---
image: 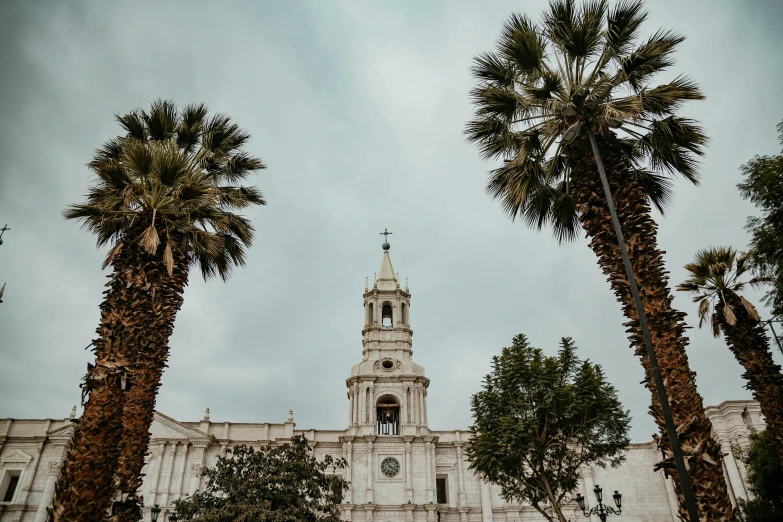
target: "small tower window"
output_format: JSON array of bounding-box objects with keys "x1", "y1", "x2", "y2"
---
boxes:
[
  {"x1": 401, "y1": 303, "x2": 408, "y2": 325},
  {"x1": 376, "y1": 395, "x2": 400, "y2": 435},
  {"x1": 381, "y1": 302, "x2": 393, "y2": 328}
]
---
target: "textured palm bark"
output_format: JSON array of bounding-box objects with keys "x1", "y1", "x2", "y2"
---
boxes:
[
  {"x1": 566, "y1": 131, "x2": 735, "y2": 521},
  {"x1": 53, "y1": 230, "x2": 163, "y2": 522},
  {"x1": 110, "y1": 240, "x2": 189, "y2": 522},
  {"x1": 716, "y1": 292, "x2": 783, "y2": 464}
]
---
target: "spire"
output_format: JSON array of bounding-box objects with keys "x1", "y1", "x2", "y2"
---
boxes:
[{"x1": 376, "y1": 249, "x2": 397, "y2": 290}]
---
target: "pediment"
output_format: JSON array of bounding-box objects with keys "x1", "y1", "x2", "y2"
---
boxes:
[
  {"x1": 434, "y1": 455, "x2": 456, "y2": 468},
  {"x1": 47, "y1": 422, "x2": 76, "y2": 438},
  {"x1": 150, "y1": 411, "x2": 209, "y2": 441},
  {"x1": 1, "y1": 450, "x2": 33, "y2": 467}
]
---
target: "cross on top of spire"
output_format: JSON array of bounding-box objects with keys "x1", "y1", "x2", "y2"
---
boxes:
[{"x1": 380, "y1": 228, "x2": 392, "y2": 251}]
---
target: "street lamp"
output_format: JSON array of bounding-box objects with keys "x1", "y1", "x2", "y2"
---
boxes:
[
  {"x1": 561, "y1": 95, "x2": 701, "y2": 522},
  {"x1": 150, "y1": 505, "x2": 161, "y2": 522},
  {"x1": 575, "y1": 485, "x2": 622, "y2": 522}
]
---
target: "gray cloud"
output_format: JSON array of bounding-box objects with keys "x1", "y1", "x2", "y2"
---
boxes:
[{"x1": 1, "y1": 0, "x2": 782, "y2": 442}]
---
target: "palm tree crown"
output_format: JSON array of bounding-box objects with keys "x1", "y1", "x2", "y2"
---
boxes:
[
  {"x1": 65, "y1": 99, "x2": 266, "y2": 280},
  {"x1": 466, "y1": 0, "x2": 706, "y2": 241},
  {"x1": 677, "y1": 247, "x2": 768, "y2": 336}
]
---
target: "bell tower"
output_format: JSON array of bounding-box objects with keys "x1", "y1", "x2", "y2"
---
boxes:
[{"x1": 346, "y1": 233, "x2": 430, "y2": 437}]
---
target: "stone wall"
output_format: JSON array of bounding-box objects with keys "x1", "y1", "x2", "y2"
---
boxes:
[{"x1": 0, "y1": 401, "x2": 764, "y2": 522}]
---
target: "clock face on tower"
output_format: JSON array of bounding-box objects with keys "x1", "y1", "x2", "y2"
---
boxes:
[{"x1": 381, "y1": 457, "x2": 400, "y2": 477}]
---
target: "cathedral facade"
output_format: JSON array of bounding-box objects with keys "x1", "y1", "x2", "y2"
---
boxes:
[{"x1": 0, "y1": 246, "x2": 764, "y2": 522}]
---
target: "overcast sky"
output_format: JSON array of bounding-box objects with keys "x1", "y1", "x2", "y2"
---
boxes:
[{"x1": 1, "y1": 0, "x2": 782, "y2": 442}]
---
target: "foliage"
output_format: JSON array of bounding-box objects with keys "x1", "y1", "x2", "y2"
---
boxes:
[
  {"x1": 466, "y1": 334, "x2": 630, "y2": 522},
  {"x1": 676, "y1": 247, "x2": 768, "y2": 336},
  {"x1": 734, "y1": 430, "x2": 783, "y2": 522},
  {"x1": 465, "y1": 0, "x2": 706, "y2": 242},
  {"x1": 173, "y1": 436, "x2": 349, "y2": 522},
  {"x1": 64, "y1": 98, "x2": 266, "y2": 281},
  {"x1": 738, "y1": 120, "x2": 783, "y2": 319}
]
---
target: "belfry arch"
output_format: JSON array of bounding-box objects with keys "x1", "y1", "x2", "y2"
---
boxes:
[
  {"x1": 381, "y1": 302, "x2": 393, "y2": 328},
  {"x1": 376, "y1": 394, "x2": 400, "y2": 435}
]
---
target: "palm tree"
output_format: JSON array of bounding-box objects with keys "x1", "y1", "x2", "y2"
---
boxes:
[
  {"x1": 677, "y1": 247, "x2": 783, "y2": 462},
  {"x1": 54, "y1": 100, "x2": 266, "y2": 522},
  {"x1": 465, "y1": 1, "x2": 733, "y2": 519}
]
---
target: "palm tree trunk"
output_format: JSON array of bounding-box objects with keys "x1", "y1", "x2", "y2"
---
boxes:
[
  {"x1": 53, "y1": 237, "x2": 161, "y2": 521},
  {"x1": 111, "y1": 242, "x2": 189, "y2": 522},
  {"x1": 567, "y1": 131, "x2": 735, "y2": 521},
  {"x1": 717, "y1": 292, "x2": 783, "y2": 464}
]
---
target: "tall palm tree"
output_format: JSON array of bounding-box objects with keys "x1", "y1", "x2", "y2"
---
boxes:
[
  {"x1": 677, "y1": 247, "x2": 783, "y2": 462},
  {"x1": 465, "y1": 1, "x2": 733, "y2": 519},
  {"x1": 54, "y1": 100, "x2": 266, "y2": 522}
]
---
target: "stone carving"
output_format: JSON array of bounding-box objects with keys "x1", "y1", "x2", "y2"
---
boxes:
[{"x1": 374, "y1": 358, "x2": 401, "y2": 372}]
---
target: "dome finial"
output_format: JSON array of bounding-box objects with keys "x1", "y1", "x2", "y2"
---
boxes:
[{"x1": 380, "y1": 228, "x2": 392, "y2": 251}]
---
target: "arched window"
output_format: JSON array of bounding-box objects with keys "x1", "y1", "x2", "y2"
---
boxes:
[
  {"x1": 401, "y1": 303, "x2": 408, "y2": 325},
  {"x1": 376, "y1": 395, "x2": 400, "y2": 435},
  {"x1": 366, "y1": 302, "x2": 374, "y2": 326},
  {"x1": 381, "y1": 302, "x2": 393, "y2": 328}
]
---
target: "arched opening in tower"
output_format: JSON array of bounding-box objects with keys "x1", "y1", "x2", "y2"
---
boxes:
[
  {"x1": 376, "y1": 395, "x2": 400, "y2": 435},
  {"x1": 366, "y1": 302, "x2": 374, "y2": 326},
  {"x1": 381, "y1": 302, "x2": 393, "y2": 328}
]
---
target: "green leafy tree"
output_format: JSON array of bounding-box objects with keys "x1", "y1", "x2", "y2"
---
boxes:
[
  {"x1": 465, "y1": 1, "x2": 734, "y2": 518},
  {"x1": 677, "y1": 247, "x2": 783, "y2": 464},
  {"x1": 173, "y1": 436, "x2": 349, "y2": 522},
  {"x1": 55, "y1": 100, "x2": 266, "y2": 522},
  {"x1": 738, "y1": 120, "x2": 783, "y2": 319},
  {"x1": 734, "y1": 430, "x2": 783, "y2": 522},
  {"x1": 466, "y1": 334, "x2": 631, "y2": 522}
]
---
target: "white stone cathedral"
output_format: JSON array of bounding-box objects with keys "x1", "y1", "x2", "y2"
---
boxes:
[{"x1": 0, "y1": 245, "x2": 765, "y2": 522}]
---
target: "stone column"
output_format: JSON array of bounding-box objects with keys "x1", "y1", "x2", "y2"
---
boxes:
[
  {"x1": 404, "y1": 437, "x2": 413, "y2": 502},
  {"x1": 346, "y1": 389, "x2": 351, "y2": 426},
  {"x1": 170, "y1": 443, "x2": 188, "y2": 502},
  {"x1": 146, "y1": 443, "x2": 166, "y2": 505},
  {"x1": 580, "y1": 467, "x2": 597, "y2": 521},
  {"x1": 416, "y1": 388, "x2": 425, "y2": 426},
  {"x1": 366, "y1": 436, "x2": 376, "y2": 504},
  {"x1": 359, "y1": 385, "x2": 366, "y2": 425},
  {"x1": 343, "y1": 438, "x2": 353, "y2": 503},
  {"x1": 34, "y1": 458, "x2": 63, "y2": 522},
  {"x1": 720, "y1": 440, "x2": 748, "y2": 501},
  {"x1": 401, "y1": 388, "x2": 408, "y2": 427},
  {"x1": 424, "y1": 437, "x2": 434, "y2": 503},
  {"x1": 369, "y1": 384, "x2": 376, "y2": 432},
  {"x1": 423, "y1": 391, "x2": 428, "y2": 426},
  {"x1": 352, "y1": 385, "x2": 359, "y2": 426},
  {"x1": 455, "y1": 442, "x2": 466, "y2": 506},
  {"x1": 158, "y1": 443, "x2": 177, "y2": 506},
  {"x1": 189, "y1": 443, "x2": 208, "y2": 495},
  {"x1": 480, "y1": 481, "x2": 494, "y2": 522},
  {"x1": 21, "y1": 439, "x2": 45, "y2": 503}
]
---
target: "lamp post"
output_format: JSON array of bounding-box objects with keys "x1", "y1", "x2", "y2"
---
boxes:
[
  {"x1": 558, "y1": 115, "x2": 700, "y2": 522},
  {"x1": 150, "y1": 505, "x2": 161, "y2": 522},
  {"x1": 575, "y1": 485, "x2": 622, "y2": 522}
]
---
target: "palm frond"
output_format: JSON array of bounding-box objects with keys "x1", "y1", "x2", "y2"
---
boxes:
[
  {"x1": 605, "y1": 0, "x2": 647, "y2": 56},
  {"x1": 471, "y1": 52, "x2": 517, "y2": 87},
  {"x1": 620, "y1": 29, "x2": 684, "y2": 91},
  {"x1": 499, "y1": 14, "x2": 547, "y2": 77},
  {"x1": 66, "y1": 100, "x2": 266, "y2": 281}
]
